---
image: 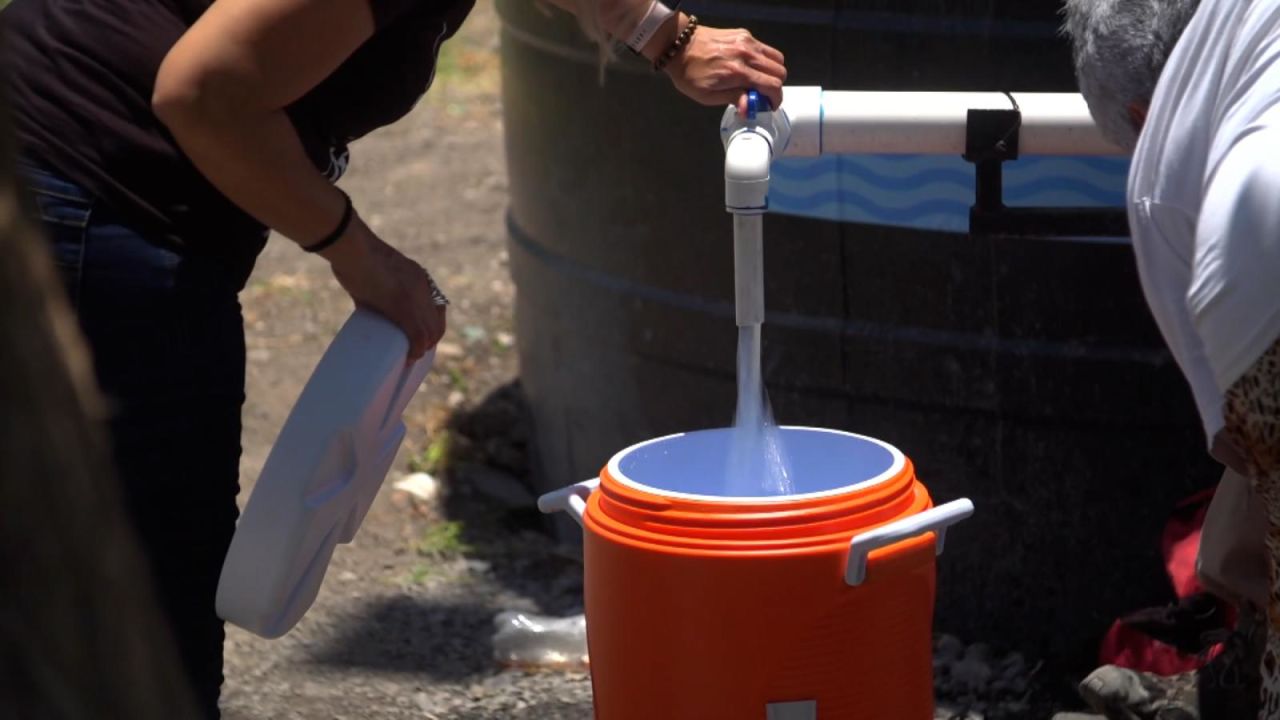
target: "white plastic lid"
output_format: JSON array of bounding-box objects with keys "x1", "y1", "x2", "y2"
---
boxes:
[{"x1": 216, "y1": 309, "x2": 435, "y2": 638}]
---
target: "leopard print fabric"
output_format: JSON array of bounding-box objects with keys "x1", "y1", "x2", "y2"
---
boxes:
[{"x1": 1224, "y1": 339, "x2": 1280, "y2": 720}]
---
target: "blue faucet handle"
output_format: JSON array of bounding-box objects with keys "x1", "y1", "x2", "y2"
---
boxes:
[{"x1": 747, "y1": 89, "x2": 771, "y2": 120}]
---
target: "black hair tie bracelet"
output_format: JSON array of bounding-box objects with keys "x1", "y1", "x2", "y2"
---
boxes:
[{"x1": 302, "y1": 189, "x2": 354, "y2": 254}]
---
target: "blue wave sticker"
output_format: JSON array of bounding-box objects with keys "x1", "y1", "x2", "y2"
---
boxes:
[{"x1": 768, "y1": 154, "x2": 1131, "y2": 234}]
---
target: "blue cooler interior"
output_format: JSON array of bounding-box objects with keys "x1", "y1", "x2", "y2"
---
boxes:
[{"x1": 614, "y1": 427, "x2": 900, "y2": 499}]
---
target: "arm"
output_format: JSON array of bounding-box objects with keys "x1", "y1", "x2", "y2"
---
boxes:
[
  {"x1": 153, "y1": 0, "x2": 445, "y2": 358},
  {"x1": 1130, "y1": 201, "x2": 1227, "y2": 457},
  {"x1": 543, "y1": 0, "x2": 786, "y2": 113},
  {"x1": 1194, "y1": 126, "x2": 1280, "y2": 468}
]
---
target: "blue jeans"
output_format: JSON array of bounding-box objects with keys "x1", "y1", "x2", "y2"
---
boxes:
[{"x1": 21, "y1": 162, "x2": 251, "y2": 719}]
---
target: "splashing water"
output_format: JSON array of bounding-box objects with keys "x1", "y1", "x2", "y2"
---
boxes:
[{"x1": 725, "y1": 324, "x2": 794, "y2": 496}]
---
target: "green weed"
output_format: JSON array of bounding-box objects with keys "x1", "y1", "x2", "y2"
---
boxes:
[
  {"x1": 409, "y1": 433, "x2": 452, "y2": 475},
  {"x1": 414, "y1": 520, "x2": 471, "y2": 558}
]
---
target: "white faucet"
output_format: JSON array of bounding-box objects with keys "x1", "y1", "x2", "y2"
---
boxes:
[{"x1": 720, "y1": 90, "x2": 789, "y2": 327}]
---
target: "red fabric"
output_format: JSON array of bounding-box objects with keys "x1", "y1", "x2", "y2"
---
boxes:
[
  {"x1": 1163, "y1": 488, "x2": 1216, "y2": 599},
  {"x1": 1099, "y1": 620, "x2": 1219, "y2": 675},
  {"x1": 1098, "y1": 488, "x2": 1225, "y2": 673}
]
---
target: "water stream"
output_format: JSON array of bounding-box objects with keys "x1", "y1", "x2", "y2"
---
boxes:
[{"x1": 725, "y1": 323, "x2": 794, "y2": 496}]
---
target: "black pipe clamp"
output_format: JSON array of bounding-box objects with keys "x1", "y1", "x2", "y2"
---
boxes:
[{"x1": 963, "y1": 107, "x2": 1130, "y2": 239}]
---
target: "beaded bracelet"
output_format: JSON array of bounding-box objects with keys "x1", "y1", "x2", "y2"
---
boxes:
[
  {"x1": 302, "y1": 189, "x2": 354, "y2": 254},
  {"x1": 654, "y1": 14, "x2": 698, "y2": 72}
]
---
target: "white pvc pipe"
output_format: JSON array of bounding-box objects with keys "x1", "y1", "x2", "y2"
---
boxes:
[{"x1": 779, "y1": 87, "x2": 1125, "y2": 158}]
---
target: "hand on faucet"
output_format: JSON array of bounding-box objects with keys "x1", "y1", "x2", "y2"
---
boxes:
[{"x1": 659, "y1": 22, "x2": 786, "y2": 115}]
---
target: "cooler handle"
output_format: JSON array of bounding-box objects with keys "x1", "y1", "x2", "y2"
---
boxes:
[
  {"x1": 537, "y1": 478, "x2": 601, "y2": 529},
  {"x1": 845, "y1": 499, "x2": 974, "y2": 587}
]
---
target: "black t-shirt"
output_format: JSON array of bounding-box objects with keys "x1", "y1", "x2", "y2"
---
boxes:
[{"x1": 1, "y1": 0, "x2": 474, "y2": 286}]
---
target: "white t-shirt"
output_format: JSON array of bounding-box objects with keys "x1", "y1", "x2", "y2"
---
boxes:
[{"x1": 1128, "y1": 0, "x2": 1280, "y2": 444}]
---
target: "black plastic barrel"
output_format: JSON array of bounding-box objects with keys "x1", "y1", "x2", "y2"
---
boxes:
[{"x1": 498, "y1": 0, "x2": 1217, "y2": 671}]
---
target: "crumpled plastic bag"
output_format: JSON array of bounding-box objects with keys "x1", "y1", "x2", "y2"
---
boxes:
[{"x1": 491, "y1": 610, "x2": 588, "y2": 670}]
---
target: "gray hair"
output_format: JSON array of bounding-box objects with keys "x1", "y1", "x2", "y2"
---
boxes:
[
  {"x1": 572, "y1": 0, "x2": 615, "y2": 78},
  {"x1": 539, "y1": 0, "x2": 649, "y2": 82},
  {"x1": 1061, "y1": 0, "x2": 1201, "y2": 150}
]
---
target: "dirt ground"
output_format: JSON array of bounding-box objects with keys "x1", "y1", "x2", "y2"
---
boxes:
[{"x1": 221, "y1": 3, "x2": 596, "y2": 718}]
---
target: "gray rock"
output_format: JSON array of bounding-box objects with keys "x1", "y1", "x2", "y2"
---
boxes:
[
  {"x1": 1079, "y1": 665, "x2": 1153, "y2": 712},
  {"x1": 935, "y1": 701, "x2": 983, "y2": 720},
  {"x1": 951, "y1": 656, "x2": 994, "y2": 694},
  {"x1": 1076, "y1": 665, "x2": 1198, "y2": 719},
  {"x1": 455, "y1": 463, "x2": 535, "y2": 509},
  {"x1": 964, "y1": 642, "x2": 993, "y2": 664},
  {"x1": 998, "y1": 652, "x2": 1027, "y2": 679},
  {"x1": 994, "y1": 700, "x2": 1030, "y2": 716},
  {"x1": 935, "y1": 634, "x2": 965, "y2": 663}
]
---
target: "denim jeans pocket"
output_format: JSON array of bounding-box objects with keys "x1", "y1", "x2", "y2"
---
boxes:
[
  {"x1": 20, "y1": 164, "x2": 93, "y2": 229},
  {"x1": 19, "y1": 164, "x2": 93, "y2": 306}
]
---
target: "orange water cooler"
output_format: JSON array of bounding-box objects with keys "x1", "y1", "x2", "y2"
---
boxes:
[{"x1": 540, "y1": 426, "x2": 973, "y2": 720}]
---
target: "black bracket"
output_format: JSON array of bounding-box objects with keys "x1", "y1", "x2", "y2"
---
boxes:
[{"x1": 963, "y1": 108, "x2": 1129, "y2": 238}]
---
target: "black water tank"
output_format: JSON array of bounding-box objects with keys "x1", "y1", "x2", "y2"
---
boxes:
[{"x1": 499, "y1": 0, "x2": 1218, "y2": 671}]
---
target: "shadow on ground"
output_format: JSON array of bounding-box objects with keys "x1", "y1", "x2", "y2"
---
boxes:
[
  {"x1": 306, "y1": 595, "x2": 496, "y2": 679},
  {"x1": 435, "y1": 380, "x2": 586, "y2": 615},
  {"x1": 304, "y1": 382, "x2": 583, "y2": 686}
]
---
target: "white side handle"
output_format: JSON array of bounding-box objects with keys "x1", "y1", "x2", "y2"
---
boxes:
[
  {"x1": 845, "y1": 499, "x2": 974, "y2": 587},
  {"x1": 537, "y1": 478, "x2": 600, "y2": 528}
]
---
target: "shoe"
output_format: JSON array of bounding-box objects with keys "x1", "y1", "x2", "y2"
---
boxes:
[
  {"x1": 1078, "y1": 665, "x2": 1199, "y2": 720},
  {"x1": 1197, "y1": 604, "x2": 1264, "y2": 720}
]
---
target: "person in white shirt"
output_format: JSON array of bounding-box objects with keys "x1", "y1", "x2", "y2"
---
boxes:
[{"x1": 1064, "y1": 0, "x2": 1280, "y2": 716}]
